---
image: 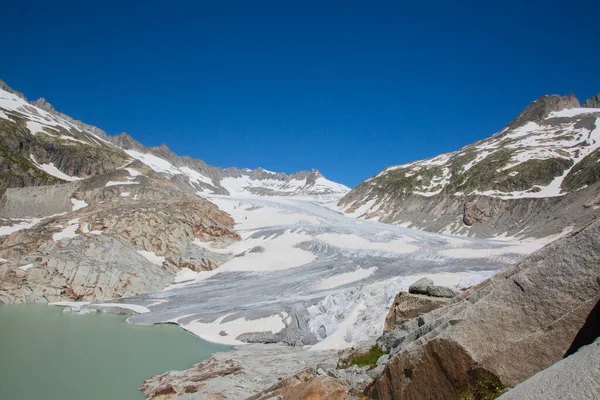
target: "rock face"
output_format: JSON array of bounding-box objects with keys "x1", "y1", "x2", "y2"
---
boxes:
[
  {"x1": 384, "y1": 292, "x2": 449, "y2": 332},
  {"x1": 0, "y1": 170, "x2": 239, "y2": 303},
  {"x1": 506, "y1": 94, "x2": 580, "y2": 129},
  {"x1": 498, "y1": 339, "x2": 600, "y2": 400},
  {"x1": 368, "y1": 219, "x2": 600, "y2": 399},
  {"x1": 338, "y1": 92, "x2": 600, "y2": 239},
  {"x1": 583, "y1": 92, "x2": 600, "y2": 108}
]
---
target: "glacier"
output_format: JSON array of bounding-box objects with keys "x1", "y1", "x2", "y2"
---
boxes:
[{"x1": 109, "y1": 192, "x2": 543, "y2": 350}]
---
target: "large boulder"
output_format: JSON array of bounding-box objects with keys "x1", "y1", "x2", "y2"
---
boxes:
[
  {"x1": 408, "y1": 278, "x2": 433, "y2": 295},
  {"x1": 368, "y1": 219, "x2": 600, "y2": 399}
]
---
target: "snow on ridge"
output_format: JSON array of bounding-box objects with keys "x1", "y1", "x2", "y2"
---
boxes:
[
  {"x1": 0, "y1": 87, "x2": 112, "y2": 146},
  {"x1": 472, "y1": 117, "x2": 600, "y2": 199},
  {"x1": 548, "y1": 108, "x2": 600, "y2": 119}
]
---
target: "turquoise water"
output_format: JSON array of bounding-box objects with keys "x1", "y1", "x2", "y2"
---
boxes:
[{"x1": 0, "y1": 305, "x2": 230, "y2": 400}]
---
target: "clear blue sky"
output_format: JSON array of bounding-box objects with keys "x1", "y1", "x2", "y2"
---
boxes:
[{"x1": 1, "y1": 1, "x2": 599, "y2": 187}]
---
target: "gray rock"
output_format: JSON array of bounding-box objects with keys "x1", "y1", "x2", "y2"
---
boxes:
[
  {"x1": 408, "y1": 277, "x2": 433, "y2": 294},
  {"x1": 140, "y1": 344, "x2": 338, "y2": 399},
  {"x1": 583, "y1": 93, "x2": 600, "y2": 108},
  {"x1": 498, "y1": 339, "x2": 600, "y2": 400},
  {"x1": 426, "y1": 285, "x2": 458, "y2": 298},
  {"x1": 507, "y1": 94, "x2": 580, "y2": 129}
]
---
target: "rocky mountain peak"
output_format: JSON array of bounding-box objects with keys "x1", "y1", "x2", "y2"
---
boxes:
[
  {"x1": 32, "y1": 97, "x2": 56, "y2": 113},
  {"x1": 507, "y1": 94, "x2": 580, "y2": 129},
  {"x1": 108, "y1": 132, "x2": 146, "y2": 151},
  {"x1": 0, "y1": 80, "x2": 26, "y2": 100},
  {"x1": 583, "y1": 93, "x2": 600, "y2": 108}
]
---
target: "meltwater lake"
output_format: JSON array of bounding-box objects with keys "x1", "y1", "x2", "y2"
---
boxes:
[{"x1": 0, "y1": 305, "x2": 229, "y2": 400}]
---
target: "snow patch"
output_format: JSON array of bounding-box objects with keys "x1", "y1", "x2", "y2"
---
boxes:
[
  {"x1": 52, "y1": 219, "x2": 80, "y2": 241},
  {"x1": 137, "y1": 250, "x2": 165, "y2": 265},
  {"x1": 70, "y1": 198, "x2": 88, "y2": 211},
  {"x1": 30, "y1": 155, "x2": 82, "y2": 182}
]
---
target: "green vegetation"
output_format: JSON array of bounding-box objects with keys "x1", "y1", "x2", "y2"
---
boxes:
[
  {"x1": 562, "y1": 149, "x2": 600, "y2": 191},
  {"x1": 456, "y1": 379, "x2": 507, "y2": 400},
  {"x1": 338, "y1": 345, "x2": 388, "y2": 369}
]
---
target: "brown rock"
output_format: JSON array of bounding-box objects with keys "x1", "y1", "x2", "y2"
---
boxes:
[
  {"x1": 384, "y1": 292, "x2": 449, "y2": 332},
  {"x1": 250, "y1": 368, "x2": 349, "y2": 400}
]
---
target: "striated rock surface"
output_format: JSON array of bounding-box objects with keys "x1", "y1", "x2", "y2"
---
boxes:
[
  {"x1": 426, "y1": 285, "x2": 459, "y2": 298},
  {"x1": 367, "y1": 219, "x2": 600, "y2": 399},
  {"x1": 0, "y1": 167, "x2": 239, "y2": 303}
]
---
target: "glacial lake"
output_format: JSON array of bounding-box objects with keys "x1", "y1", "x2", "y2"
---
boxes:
[{"x1": 0, "y1": 304, "x2": 230, "y2": 400}]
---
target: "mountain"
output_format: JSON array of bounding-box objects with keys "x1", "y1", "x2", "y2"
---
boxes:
[
  {"x1": 0, "y1": 79, "x2": 348, "y2": 197},
  {"x1": 338, "y1": 93, "x2": 600, "y2": 239},
  {"x1": 0, "y1": 79, "x2": 347, "y2": 303}
]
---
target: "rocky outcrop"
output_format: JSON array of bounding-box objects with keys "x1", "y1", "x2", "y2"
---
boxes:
[
  {"x1": 583, "y1": 92, "x2": 600, "y2": 108},
  {"x1": 140, "y1": 344, "x2": 337, "y2": 399},
  {"x1": 140, "y1": 357, "x2": 244, "y2": 399},
  {"x1": 0, "y1": 170, "x2": 239, "y2": 303},
  {"x1": 367, "y1": 219, "x2": 600, "y2": 399},
  {"x1": 0, "y1": 234, "x2": 174, "y2": 304},
  {"x1": 384, "y1": 292, "x2": 449, "y2": 332},
  {"x1": 506, "y1": 94, "x2": 579, "y2": 129},
  {"x1": 249, "y1": 368, "x2": 349, "y2": 400}
]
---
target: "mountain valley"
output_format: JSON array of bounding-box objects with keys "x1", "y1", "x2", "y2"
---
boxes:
[{"x1": 0, "y1": 79, "x2": 599, "y2": 399}]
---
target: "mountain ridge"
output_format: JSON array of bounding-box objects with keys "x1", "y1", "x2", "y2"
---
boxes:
[
  {"x1": 0, "y1": 79, "x2": 348, "y2": 197},
  {"x1": 338, "y1": 92, "x2": 600, "y2": 239}
]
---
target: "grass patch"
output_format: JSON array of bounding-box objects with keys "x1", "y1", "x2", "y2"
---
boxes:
[
  {"x1": 338, "y1": 345, "x2": 388, "y2": 369},
  {"x1": 456, "y1": 379, "x2": 507, "y2": 400}
]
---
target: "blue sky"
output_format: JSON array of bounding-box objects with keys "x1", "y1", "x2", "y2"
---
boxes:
[{"x1": 1, "y1": 1, "x2": 599, "y2": 187}]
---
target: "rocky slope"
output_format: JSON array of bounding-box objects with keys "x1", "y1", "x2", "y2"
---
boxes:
[
  {"x1": 338, "y1": 93, "x2": 600, "y2": 239},
  {"x1": 367, "y1": 218, "x2": 600, "y2": 399},
  {"x1": 0, "y1": 79, "x2": 347, "y2": 303}
]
